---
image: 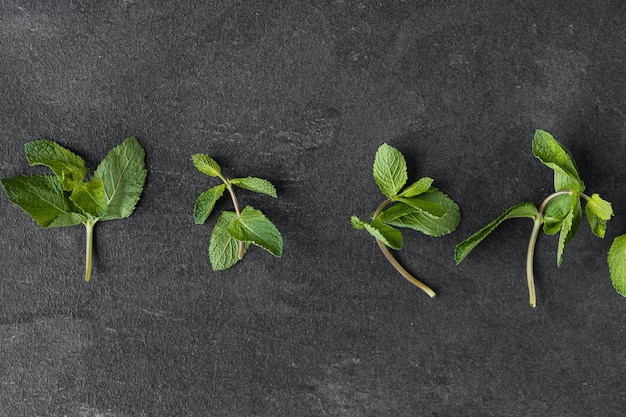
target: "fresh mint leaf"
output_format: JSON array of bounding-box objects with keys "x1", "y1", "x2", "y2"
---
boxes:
[
  {"x1": 399, "y1": 177, "x2": 434, "y2": 198},
  {"x1": 227, "y1": 206, "x2": 283, "y2": 257},
  {"x1": 351, "y1": 216, "x2": 403, "y2": 250},
  {"x1": 454, "y1": 202, "x2": 538, "y2": 264},
  {"x1": 93, "y1": 137, "x2": 147, "y2": 221},
  {"x1": 1, "y1": 137, "x2": 147, "y2": 282},
  {"x1": 0, "y1": 175, "x2": 76, "y2": 228},
  {"x1": 193, "y1": 184, "x2": 226, "y2": 225},
  {"x1": 24, "y1": 140, "x2": 87, "y2": 191},
  {"x1": 373, "y1": 143, "x2": 407, "y2": 198},
  {"x1": 209, "y1": 211, "x2": 244, "y2": 271},
  {"x1": 532, "y1": 129, "x2": 585, "y2": 192},
  {"x1": 556, "y1": 199, "x2": 581, "y2": 267},
  {"x1": 608, "y1": 234, "x2": 626, "y2": 296},
  {"x1": 192, "y1": 153, "x2": 221, "y2": 177},
  {"x1": 230, "y1": 177, "x2": 277, "y2": 198},
  {"x1": 584, "y1": 193, "x2": 614, "y2": 238},
  {"x1": 380, "y1": 190, "x2": 460, "y2": 237},
  {"x1": 192, "y1": 154, "x2": 283, "y2": 270}
]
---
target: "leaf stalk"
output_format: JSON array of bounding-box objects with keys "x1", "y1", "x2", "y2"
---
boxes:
[
  {"x1": 84, "y1": 220, "x2": 96, "y2": 282},
  {"x1": 221, "y1": 175, "x2": 245, "y2": 260}
]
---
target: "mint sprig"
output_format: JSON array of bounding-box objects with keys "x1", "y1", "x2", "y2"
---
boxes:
[
  {"x1": 454, "y1": 130, "x2": 614, "y2": 307},
  {"x1": 1, "y1": 138, "x2": 147, "y2": 281},
  {"x1": 192, "y1": 154, "x2": 283, "y2": 270},
  {"x1": 351, "y1": 143, "x2": 461, "y2": 297}
]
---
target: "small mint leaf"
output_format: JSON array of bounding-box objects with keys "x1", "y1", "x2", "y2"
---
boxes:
[
  {"x1": 230, "y1": 177, "x2": 277, "y2": 198},
  {"x1": 399, "y1": 177, "x2": 434, "y2": 198},
  {"x1": 70, "y1": 178, "x2": 108, "y2": 218},
  {"x1": 556, "y1": 200, "x2": 581, "y2": 267},
  {"x1": 192, "y1": 153, "x2": 221, "y2": 177},
  {"x1": 351, "y1": 215, "x2": 403, "y2": 250},
  {"x1": 193, "y1": 184, "x2": 226, "y2": 225},
  {"x1": 532, "y1": 130, "x2": 585, "y2": 192}
]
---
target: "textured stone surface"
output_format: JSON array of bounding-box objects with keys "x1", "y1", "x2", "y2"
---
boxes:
[{"x1": 1, "y1": 1, "x2": 626, "y2": 415}]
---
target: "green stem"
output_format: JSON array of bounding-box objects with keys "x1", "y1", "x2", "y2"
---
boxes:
[
  {"x1": 84, "y1": 220, "x2": 96, "y2": 282},
  {"x1": 372, "y1": 199, "x2": 436, "y2": 298},
  {"x1": 526, "y1": 190, "x2": 573, "y2": 307},
  {"x1": 222, "y1": 176, "x2": 245, "y2": 260}
]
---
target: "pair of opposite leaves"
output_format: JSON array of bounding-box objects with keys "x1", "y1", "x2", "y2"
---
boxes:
[
  {"x1": 3, "y1": 132, "x2": 625, "y2": 308},
  {"x1": 351, "y1": 130, "x2": 625, "y2": 308},
  {"x1": 0, "y1": 138, "x2": 283, "y2": 282}
]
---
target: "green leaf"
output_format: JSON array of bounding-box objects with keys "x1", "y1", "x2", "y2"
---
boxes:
[
  {"x1": 399, "y1": 177, "x2": 434, "y2": 198},
  {"x1": 351, "y1": 215, "x2": 403, "y2": 250},
  {"x1": 192, "y1": 154, "x2": 221, "y2": 177},
  {"x1": 454, "y1": 202, "x2": 538, "y2": 264},
  {"x1": 0, "y1": 175, "x2": 77, "y2": 228},
  {"x1": 608, "y1": 234, "x2": 626, "y2": 296},
  {"x1": 93, "y1": 137, "x2": 147, "y2": 221},
  {"x1": 379, "y1": 190, "x2": 461, "y2": 237},
  {"x1": 25, "y1": 140, "x2": 87, "y2": 191},
  {"x1": 70, "y1": 179, "x2": 108, "y2": 218},
  {"x1": 585, "y1": 193, "x2": 613, "y2": 238},
  {"x1": 48, "y1": 212, "x2": 87, "y2": 228},
  {"x1": 193, "y1": 184, "x2": 226, "y2": 225},
  {"x1": 542, "y1": 194, "x2": 574, "y2": 235},
  {"x1": 209, "y1": 211, "x2": 243, "y2": 271},
  {"x1": 372, "y1": 143, "x2": 407, "y2": 198},
  {"x1": 532, "y1": 130, "x2": 585, "y2": 192},
  {"x1": 227, "y1": 206, "x2": 283, "y2": 257},
  {"x1": 556, "y1": 199, "x2": 581, "y2": 267},
  {"x1": 393, "y1": 196, "x2": 446, "y2": 218},
  {"x1": 230, "y1": 177, "x2": 277, "y2": 198}
]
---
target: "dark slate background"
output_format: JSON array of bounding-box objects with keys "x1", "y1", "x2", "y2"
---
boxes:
[{"x1": 1, "y1": 1, "x2": 626, "y2": 416}]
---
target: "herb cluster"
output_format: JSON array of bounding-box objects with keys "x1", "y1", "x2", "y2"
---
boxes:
[
  {"x1": 351, "y1": 143, "x2": 460, "y2": 297},
  {"x1": 0, "y1": 138, "x2": 146, "y2": 281},
  {"x1": 192, "y1": 154, "x2": 283, "y2": 271}
]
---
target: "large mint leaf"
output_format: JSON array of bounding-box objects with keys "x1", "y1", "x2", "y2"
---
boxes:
[
  {"x1": 25, "y1": 140, "x2": 87, "y2": 191},
  {"x1": 70, "y1": 179, "x2": 108, "y2": 218},
  {"x1": 532, "y1": 130, "x2": 585, "y2": 192},
  {"x1": 93, "y1": 137, "x2": 147, "y2": 221},
  {"x1": 227, "y1": 206, "x2": 283, "y2": 257},
  {"x1": 351, "y1": 215, "x2": 403, "y2": 250},
  {"x1": 0, "y1": 175, "x2": 77, "y2": 228},
  {"x1": 193, "y1": 184, "x2": 226, "y2": 225},
  {"x1": 608, "y1": 234, "x2": 626, "y2": 296},
  {"x1": 380, "y1": 190, "x2": 460, "y2": 237},
  {"x1": 454, "y1": 202, "x2": 538, "y2": 264},
  {"x1": 209, "y1": 210, "x2": 243, "y2": 270},
  {"x1": 372, "y1": 143, "x2": 407, "y2": 198},
  {"x1": 192, "y1": 153, "x2": 221, "y2": 177},
  {"x1": 230, "y1": 177, "x2": 277, "y2": 198}
]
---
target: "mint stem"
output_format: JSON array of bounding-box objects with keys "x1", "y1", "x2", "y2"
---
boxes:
[
  {"x1": 84, "y1": 220, "x2": 95, "y2": 282},
  {"x1": 372, "y1": 200, "x2": 436, "y2": 298},
  {"x1": 526, "y1": 190, "x2": 573, "y2": 307},
  {"x1": 222, "y1": 176, "x2": 245, "y2": 260}
]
